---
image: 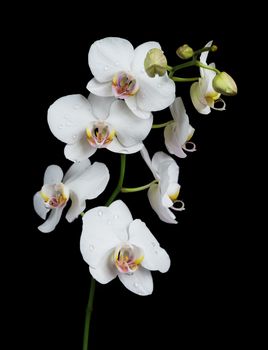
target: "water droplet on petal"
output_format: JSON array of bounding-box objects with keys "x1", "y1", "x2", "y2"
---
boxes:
[
  {"x1": 134, "y1": 282, "x2": 139, "y2": 288},
  {"x1": 113, "y1": 214, "x2": 119, "y2": 219},
  {"x1": 98, "y1": 210, "x2": 103, "y2": 216},
  {"x1": 157, "y1": 83, "x2": 162, "y2": 88},
  {"x1": 74, "y1": 104, "x2": 80, "y2": 109},
  {"x1": 89, "y1": 244, "x2": 95, "y2": 251},
  {"x1": 58, "y1": 124, "x2": 64, "y2": 129},
  {"x1": 104, "y1": 66, "x2": 109, "y2": 71},
  {"x1": 151, "y1": 242, "x2": 156, "y2": 247},
  {"x1": 72, "y1": 135, "x2": 77, "y2": 140},
  {"x1": 107, "y1": 220, "x2": 112, "y2": 225},
  {"x1": 154, "y1": 250, "x2": 159, "y2": 255}
]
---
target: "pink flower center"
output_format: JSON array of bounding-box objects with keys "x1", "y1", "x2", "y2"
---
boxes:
[
  {"x1": 112, "y1": 72, "x2": 139, "y2": 99},
  {"x1": 86, "y1": 123, "x2": 115, "y2": 148}
]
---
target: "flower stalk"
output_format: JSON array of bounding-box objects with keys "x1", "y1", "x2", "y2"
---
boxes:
[{"x1": 82, "y1": 153, "x2": 126, "y2": 350}]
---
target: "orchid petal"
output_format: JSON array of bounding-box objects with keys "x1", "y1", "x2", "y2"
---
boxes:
[
  {"x1": 38, "y1": 207, "x2": 64, "y2": 233},
  {"x1": 86, "y1": 79, "x2": 113, "y2": 97},
  {"x1": 80, "y1": 201, "x2": 132, "y2": 267},
  {"x1": 164, "y1": 123, "x2": 187, "y2": 158},
  {"x1": 66, "y1": 162, "x2": 109, "y2": 222},
  {"x1": 63, "y1": 159, "x2": 91, "y2": 184},
  {"x1": 44, "y1": 165, "x2": 63, "y2": 185},
  {"x1": 190, "y1": 82, "x2": 211, "y2": 115},
  {"x1": 48, "y1": 94, "x2": 94, "y2": 144},
  {"x1": 89, "y1": 249, "x2": 118, "y2": 284},
  {"x1": 129, "y1": 219, "x2": 170, "y2": 273},
  {"x1": 88, "y1": 37, "x2": 133, "y2": 83},
  {"x1": 136, "y1": 74, "x2": 175, "y2": 112},
  {"x1": 107, "y1": 138, "x2": 144, "y2": 154},
  {"x1": 107, "y1": 100, "x2": 153, "y2": 146},
  {"x1": 64, "y1": 138, "x2": 97, "y2": 162},
  {"x1": 88, "y1": 94, "x2": 115, "y2": 120},
  {"x1": 118, "y1": 267, "x2": 153, "y2": 296},
  {"x1": 148, "y1": 184, "x2": 177, "y2": 224},
  {"x1": 140, "y1": 146, "x2": 156, "y2": 178},
  {"x1": 125, "y1": 96, "x2": 152, "y2": 119},
  {"x1": 200, "y1": 40, "x2": 213, "y2": 76},
  {"x1": 33, "y1": 192, "x2": 50, "y2": 219}
]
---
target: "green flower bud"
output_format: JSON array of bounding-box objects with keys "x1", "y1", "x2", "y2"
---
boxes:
[
  {"x1": 144, "y1": 48, "x2": 167, "y2": 78},
  {"x1": 212, "y1": 72, "x2": 237, "y2": 96},
  {"x1": 176, "y1": 44, "x2": 194, "y2": 59}
]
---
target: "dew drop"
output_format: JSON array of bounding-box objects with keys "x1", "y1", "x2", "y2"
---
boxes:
[
  {"x1": 58, "y1": 123, "x2": 64, "y2": 129},
  {"x1": 89, "y1": 244, "x2": 95, "y2": 251},
  {"x1": 107, "y1": 220, "x2": 112, "y2": 225},
  {"x1": 74, "y1": 104, "x2": 80, "y2": 109},
  {"x1": 154, "y1": 250, "x2": 159, "y2": 255},
  {"x1": 134, "y1": 282, "x2": 139, "y2": 288},
  {"x1": 157, "y1": 83, "x2": 162, "y2": 88},
  {"x1": 98, "y1": 210, "x2": 103, "y2": 216},
  {"x1": 151, "y1": 242, "x2": 156, "y2": 247},
  {"x1": 104, "y1": 66, "x2": 109, "y2": 71},
  {"x1": 72, "y1": 135, "x2": 77, "y2": 140},
  {"x1": 113, "y1": 214, "x2": 119, "y2": 219}
]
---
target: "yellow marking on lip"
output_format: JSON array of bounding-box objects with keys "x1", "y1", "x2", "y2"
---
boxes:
[
  {"x1": 40, "y1": 191, "x2": 49, "y2": 201},
  {"x1": 169, "y1": 190, "x2": 180, "y2": 201},
  {"x1": 134, "y1": 255, "x2": 144, "y2": 265}
]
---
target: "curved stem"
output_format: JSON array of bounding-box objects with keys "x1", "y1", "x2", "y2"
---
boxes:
[
  {"x1": 82, "y1": 153, "x2": 126, "y2": 350},
  {"x1": 121, "y1": 180, "x2": 158, "y2": 193},
  {"x1": 196, "y1": 61, "x2": 221, "y2": 74},
  {"x1": 105, "y1": 154, "x2": 126, "y2": 206},
  {"x1": 82, "y1": 278, "x2": 96, "y2": 350},
  {"x1": 152, "y1": 121, "x2": 173, "y2": 129},
  {"x1": 171, "y1": 76, "x2": 199, "y2": 82},
  {"x1": 169, "y1": 60, "x2": 196, "y2": 78}
]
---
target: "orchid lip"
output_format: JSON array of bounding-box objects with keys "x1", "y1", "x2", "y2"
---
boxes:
[
  {"x1": 40, "y1": 183, "x2": 69, "y2": 209},
  {"x1": 112, "y1": 71, "x2": 139, "y2": 99},
  {"x1": 86, "y1": 122, "x2": 115, "y2": 148},
  {"x1": 113, "y1": 243, "x2": 144, "y2": 274}
]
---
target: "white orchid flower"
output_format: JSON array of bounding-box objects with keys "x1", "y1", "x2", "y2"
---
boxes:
[
  {"x1": 190, "y1": 41, "x2": 226, "y2": 114},
  {"x1": 141, "y1": 148, "x2": 184, "y2": 224},
  {"x1": 48, "y1": 93, "x2": 153, "y2": 162},
  {"x1": 80, "y1": 200, "x2": 170, "y2": 296},
  {"x1": 87, "y1": 37, "x2": 175, "y2": 120},
  {"x1": 164, "y1": 97, "x2": 196, "y2": 158},
  {"x1": 33, "y1": 160, "x2": 109, "y2": 233}
]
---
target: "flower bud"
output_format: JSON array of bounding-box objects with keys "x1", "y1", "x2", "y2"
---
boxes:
[
  {"x1": 144, "y1": 48, "x2": 167, "y2": 78},
  {"x1": 212, "y1": 72, "x2": 237, "y2": 96},
  {"x1": 176, "y1": 44, "x2": 194, "y2": 59}
]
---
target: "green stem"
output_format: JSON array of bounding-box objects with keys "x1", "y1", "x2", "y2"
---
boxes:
[
  {"x1": 152, "y1": 121, "x2": 173, "y2": 129},
  {"x1": 105, "y1": 154, "x2": 126, "y2": 206},
  {"x1": 82, "y1": 153, "x2": 126, "y2": 350},
  {"x1": 169, "y1": 60, "x2": 196, "y2": 78},
  {"x1": 193, "y1": 46, "x2": 213, "y2": 57},
  {"x1": 171, "y1": 76, "x2": 199, "y2": 82},
  {"x1": 82, "y1": 278, "x2": 96, "y2": 350},
  {"x1": 121, "y1": 180, "x2": 158, "y2": 193},
  {"x1": 196, "y1": 61, "x2": 221, "y2": 74}
]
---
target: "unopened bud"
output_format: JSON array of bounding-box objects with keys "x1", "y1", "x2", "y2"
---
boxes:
[
  {"x1": 212, "y1": 71, "x2": 237, "y2": 96},
  {"x1": 211, "y1": 45, "x2": 218, "y2": 52},
  {"x1": 176, "y1": 44, "x2": 194, "y2": 59},
  {"x1": 144, "y1": 48, "x2": 167, "y2": 78}
]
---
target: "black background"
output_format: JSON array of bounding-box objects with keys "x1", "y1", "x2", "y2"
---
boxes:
[{"x1": 11, "y1": 7, "x2": 251, "y2": 350}]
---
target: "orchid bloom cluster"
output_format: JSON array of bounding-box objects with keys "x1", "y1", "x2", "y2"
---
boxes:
[{"x1": 34, "y1": 37, "x2": 237, "y2": 299}]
